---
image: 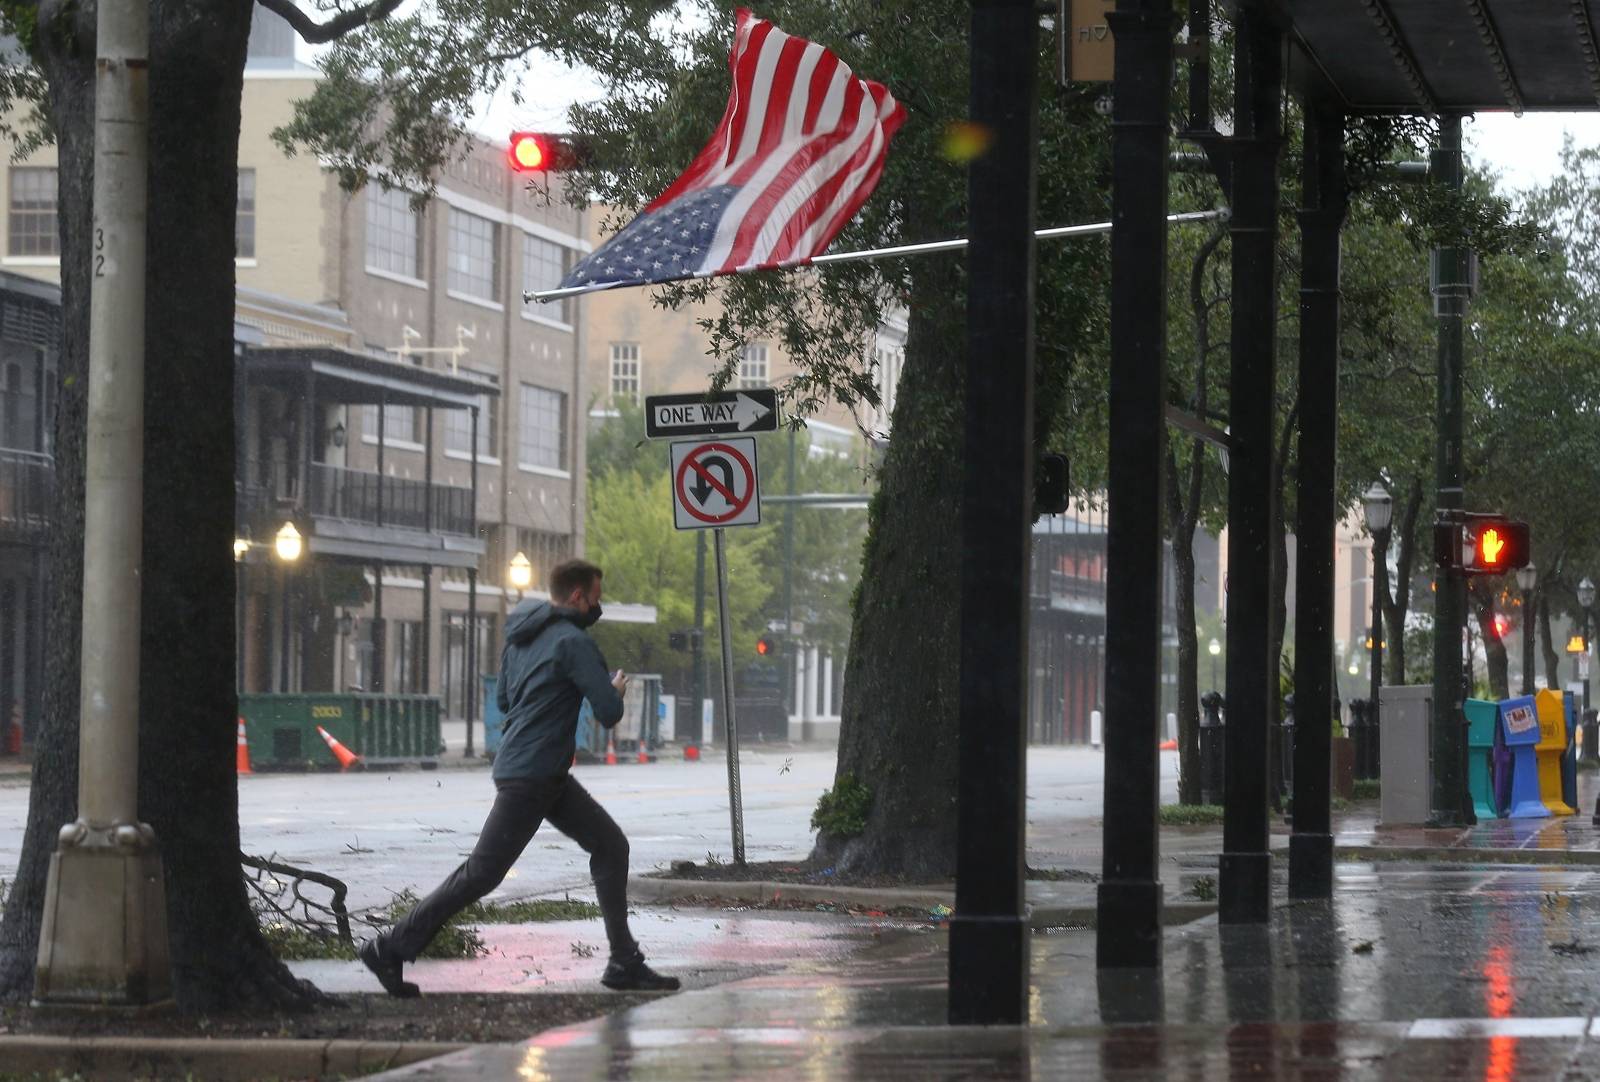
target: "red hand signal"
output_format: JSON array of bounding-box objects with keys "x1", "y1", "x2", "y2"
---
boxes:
[{"x1": 1480, "y1": 528, "x2": 1506, "y2": 565}]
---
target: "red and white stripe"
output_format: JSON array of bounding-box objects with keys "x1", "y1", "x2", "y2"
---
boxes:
[{"x1": 648, "y1": 8, "x2": 905, "y2": 278}]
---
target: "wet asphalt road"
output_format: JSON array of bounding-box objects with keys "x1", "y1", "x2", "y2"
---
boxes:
[{"x1": 0, "y1": 745, "x2": 1177, "y2": 913}]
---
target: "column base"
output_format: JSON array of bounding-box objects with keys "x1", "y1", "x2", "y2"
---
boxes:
[
  {"x1": 1095, "y1": 879, "x2": 1163, "y2": 969},
  {"x1": 1287, "y1": 833, "x2": 1334, "y2": 899},
  {"x1": 948, "y1": 913, "x2": 1028, "y2": 1025},
  {"x1": 1219, "y1": 851, "x2": 1272, "y2": 924},
  {"x1": 34, "y1": 820, "x2": 171, "y2": 1007}
]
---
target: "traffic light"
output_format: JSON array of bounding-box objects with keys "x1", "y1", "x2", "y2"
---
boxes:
[
  {"x1": 1034, "y1": 453, "x2": 1070, "y2": 517},
  {"x1": 507, "y1": 132, "x2": 593, "y2": 173},
  {"x1": 756, "y1": 634, "x2": 776, "y2": 657},
  {"x1": 1433, "y1": 514, "x2": 1530, "y2": 576},
  {"x1": 1490, "y1": 612, "x2": 1512, "y2": 641}
]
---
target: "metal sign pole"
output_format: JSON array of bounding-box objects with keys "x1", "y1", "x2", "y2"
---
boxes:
[{"x1": 713, "y1": 527, "x2": 746, "y2": 864}]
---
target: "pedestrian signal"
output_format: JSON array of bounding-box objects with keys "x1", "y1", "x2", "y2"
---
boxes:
[
  {"x1": 1434, "y1": 515, "x2": 1530, "y2": 576},
  {"x1": 756, "y1": 634, "x2": 776, "y2": 656}
]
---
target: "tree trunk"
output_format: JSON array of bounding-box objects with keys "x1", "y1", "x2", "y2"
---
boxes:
[
  {"x1": 0, "y1": 0, "x2": 95, "y2": 998},
  {"x1": 1540, "y1": 588, "x2": 1562, "y2": 690},
  {"x1": 2, "y1": 0, "x2": 325, "y2": 1010},
  {"x1": 812, "y1": 255, "x2": 964, "y2": 879},
  {"x1": 1468, "y1": 579, "x2": 1510, "y2": 701}
]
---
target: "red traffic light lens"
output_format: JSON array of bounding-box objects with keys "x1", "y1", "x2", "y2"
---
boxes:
[
  {"x1": 1491, "y1": 613, "x2": 1511, "y2": 640},
  {"x1": 756, "y1": 636, "x2": 771, "y2": 656},
  {"x1": 509, "y1": 132, "x2": 548, "y2": 172}
]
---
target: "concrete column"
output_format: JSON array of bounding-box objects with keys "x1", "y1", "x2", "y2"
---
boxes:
[
  {"x1": 35, "y1": 0, "x2": 170, "y2": 1006},
  {"x1": 822, "y1": 654, "x2": 835, "y2": 717}
]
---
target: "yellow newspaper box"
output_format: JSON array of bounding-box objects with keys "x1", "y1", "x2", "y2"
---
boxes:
[{"x1": 1535, "y1": 689, "x2": 1576, "y2": 815}]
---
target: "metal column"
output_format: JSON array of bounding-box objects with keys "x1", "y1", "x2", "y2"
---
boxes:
[
  {"x1": 1430, "y1": 115, "x2": 1470, "y2": 826},
  {"x1": 1221, "y1": 3, "x2": 1283, "y2": 925},
  {"x1": 949, "y1": 0, "x2": 1037, "y2": 1023},
  {"x1": 1289, "y1": 106, "x2": 1346, "y2": 900},
  {"x1": 1096, "y1": 0, "x2": 1174, "y2": 970}
]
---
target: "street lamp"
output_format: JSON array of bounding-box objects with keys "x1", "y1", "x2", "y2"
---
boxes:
[
  {"x1": 1361, "y1": 482, "x2": 1392, "y2": 772},
  {"x1": 1516, "y1": 562, "x2": 1537, "y2": 696},
  {"x1": 1208, "y1": 637, "x2": 1221, "y2": 690},
  {"x1": 274, "y1": 521, "x2": 302, "y2": 692},
  {"x1": 508, "y1": 551, "x2": 533, "y2": 597}
]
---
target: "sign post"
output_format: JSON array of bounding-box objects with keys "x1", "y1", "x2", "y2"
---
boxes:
[{"x1": 665, "y1": 433, "x2": 763, "y2": 863}]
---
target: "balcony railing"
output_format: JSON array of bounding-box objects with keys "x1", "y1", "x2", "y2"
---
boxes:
[
  {"x1": 0, "y1": 448, "x2": 53, "y2": 540},
  {"x1": 308, "y1": 463, "x2": 474, "y2": 537}
]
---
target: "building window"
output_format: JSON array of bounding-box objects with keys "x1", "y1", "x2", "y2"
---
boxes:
[
  {"x1": 443, "y1": 373, "x2": 499, "y2": 458},
  {"x1": 737, "y1": 343, "x2": 769, "y2": 389},
  {"x1": 610, "y1": 343, "x2": 640, "y2": 403},
  {"x1": 518, "y1": 384, "x2": 567, "y2": 471},
  {"x1": 361, "y1": 402, "x2": 423, "y2": 445},
  {"x1": 366, "y1": 184, "x2": 423, "y2": 279},
  {"x1": 521, "y1": 234, "x2": 570, "y2": 323},
  {"x1": 448, "y1": 207, "x2": 500, "y2": 302},
  {"x1": 8, "y1": 167, "x2": 57, "y2": 257},
  {"x1": 236, "y1": 168, "x2": 256, "y2": 259}
]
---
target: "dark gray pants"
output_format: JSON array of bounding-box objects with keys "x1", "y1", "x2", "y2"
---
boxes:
[{"x1": 384, "y1": 774, "x2": 638, "y2": 964}]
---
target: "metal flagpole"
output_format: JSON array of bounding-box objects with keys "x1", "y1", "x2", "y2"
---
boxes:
[
  {"x1": 523, "y1": 210, "x2": 1229, "y2": 305},
  {"x1": 713, "y1": 527, "x2": 746, "y2": 864}
]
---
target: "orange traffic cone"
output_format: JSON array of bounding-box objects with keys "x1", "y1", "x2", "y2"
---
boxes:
[
  {"x1": 684, "y1": 744, "x2": 700, "y2": 761},
  {"x1": 5, "y1": 704, "x2": 22, "y2": 756},
  {"x1": 637, "y1": 742, "x2": 650, "y2": 764},
  {"x1": 1158, "y1": 739, "x2": 1177, "y2": 751},
  {"x1": 604, "y1": 733, "x2": 617, "y2": 766},
  {"x1": 236, "y1": 717, "x2": 253, "y2": 775},
  {"x1": 316, "y1": 725, "x2": 364, "y2": 771}
]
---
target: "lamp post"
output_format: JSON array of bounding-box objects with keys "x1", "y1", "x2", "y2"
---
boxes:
[
  {"x1": 1579, "y1": 576, "x2": 1596, "y2": 761},
  {"x1": 275, "y1": 522, "x2": 302, "y2": 692},
  {"x1": 1208, "y1": 637, "x2": 1221, "y2": 690},
  {"x1": 508, "y1": 551, "x2": 532, "y2": 601},
  {"x1": 1516, "y1": 563, "x2": 1537, "y2": 696},
  {"x1": 1362, "y1": 482, "x2": 1392, "y2": 778},
  {"x1": 234, "y1": 537, "x2": 250, "y2": 691}
]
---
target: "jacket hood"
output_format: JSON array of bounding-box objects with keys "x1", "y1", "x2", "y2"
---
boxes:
[{"x1": 503, "y1": 599, "x2": 581, "y2": 646}]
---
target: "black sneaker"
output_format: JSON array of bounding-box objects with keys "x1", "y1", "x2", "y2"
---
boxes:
[
  {"x1": 600, "y1": 954, "x2": 680, "y2": 992},
  {"x1": 359, "y1": 937, "x2": 420, "y2": 998}
]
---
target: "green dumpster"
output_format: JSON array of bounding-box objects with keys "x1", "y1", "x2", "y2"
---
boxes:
[
  {"x1": 1464, "y1": 698, "x2": 1500, "y2": 820},
  {"x1": 239, "y1": 693, "x2": 443, "y2": 770}
]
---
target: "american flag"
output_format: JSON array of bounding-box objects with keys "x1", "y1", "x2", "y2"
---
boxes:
[{"x1": 559, "y1": 8, "x2": 905, "y2": 294}]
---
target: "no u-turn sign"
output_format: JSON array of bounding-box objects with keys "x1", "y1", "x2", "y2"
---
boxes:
[{"x1": 670, "y1": 438, "x2": 761, "y2": 530}]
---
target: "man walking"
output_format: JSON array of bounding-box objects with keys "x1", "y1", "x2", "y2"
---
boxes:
[{"x1": 360, "y1": 558, "x2": 679, "y2": 996}]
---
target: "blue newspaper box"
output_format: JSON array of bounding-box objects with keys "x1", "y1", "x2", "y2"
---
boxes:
[{"x1": 1500, "y1": 696, "x2": 1549, "y2": 819}]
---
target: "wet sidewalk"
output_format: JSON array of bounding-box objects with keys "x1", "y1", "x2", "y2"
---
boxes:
[
  {"x1": 373, "y1": 859, "x2": 1600, "y2": 1080},
  {"x1": 364, "y1": 778, "x2": 1600, "y2": 1080}
]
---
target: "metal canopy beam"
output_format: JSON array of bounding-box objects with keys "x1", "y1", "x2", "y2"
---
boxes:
[{"x1": 1280, "y1": 0, "x2": 1600, "y2": 114}]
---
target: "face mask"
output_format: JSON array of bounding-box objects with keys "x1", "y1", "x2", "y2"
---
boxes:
[{"x1": 575, "y1": 603, "x2": 603, "y2": 628}]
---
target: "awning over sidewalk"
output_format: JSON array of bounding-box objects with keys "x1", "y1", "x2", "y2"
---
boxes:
[{"x1": 1282, "y1": 0, "x2": 1600, "y2": 114}]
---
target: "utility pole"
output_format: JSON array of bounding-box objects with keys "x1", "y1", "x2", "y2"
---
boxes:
[
  {"x1": 782, "y1": 427, "x2": 796, "y2": 718},
  {"x1": 692, "y1": 530, "x2": 707, "y2": 747},
  {"x1": 35, "y1": 0, "x2": 172, "y2": 1005},
  {"x1": 1430, "y1": 115, "x2": 1470, "y2": 827}
]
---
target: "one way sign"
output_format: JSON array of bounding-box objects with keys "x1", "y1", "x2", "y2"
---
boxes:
[{"x1": 645, "y1": 389, "x2": 779, "y2": 440}]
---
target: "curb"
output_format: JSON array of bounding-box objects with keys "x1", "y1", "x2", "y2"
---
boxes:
[
  {"x1": 1334, "y1": 844, "x2": 1600, "y2": 867},
  {"x1": 628, "y1": 877, "x2": 1216, "y2": 929},
  {"x1": 0, "y1": 1035, "x2": 464, "y2": 1080}
]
